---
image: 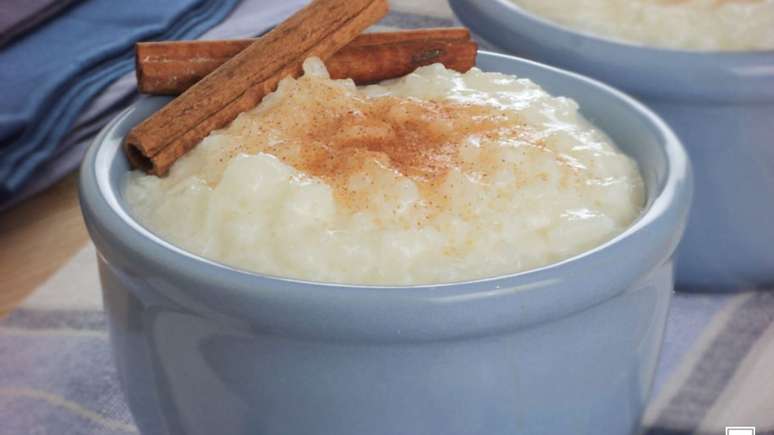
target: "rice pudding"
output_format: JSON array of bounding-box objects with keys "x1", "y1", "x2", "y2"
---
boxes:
[
  {"x1": 126, "y1": 58, "x2": 644, "y2": 285},
  {"x1": 510, "y1": 0, "x2": 774, "y2": 51}
]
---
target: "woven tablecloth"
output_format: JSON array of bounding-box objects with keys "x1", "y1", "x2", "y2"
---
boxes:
[{"x1": 2, "y1": 1, "x2": 773, "y2": 434}]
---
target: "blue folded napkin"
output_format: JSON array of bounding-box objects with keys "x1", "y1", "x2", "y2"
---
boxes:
[{"x1": 0, "y1": 0, "x2": 239, "y2": 200}]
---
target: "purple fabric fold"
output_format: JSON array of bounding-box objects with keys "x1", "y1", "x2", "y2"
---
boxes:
[{"x1": 0, "y1": 0, "x2": 80, "y2": 48}]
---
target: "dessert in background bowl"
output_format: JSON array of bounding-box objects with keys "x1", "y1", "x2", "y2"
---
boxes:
[
  {"x1": 511, "y1": 0, "x2": 774, "y2": 51},
  {"x1": 450, "y1": 0, "x2": 774, "y2": 290}
]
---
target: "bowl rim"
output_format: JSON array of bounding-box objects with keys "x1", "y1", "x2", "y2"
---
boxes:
[
  {"x1": 492, "y1": 0, "x2": 774, "y2": 57},
  {"x1": 80, "y1": 51, "x2": 691, "y2": 338},
  {"x1": 450, "y1": 0, "x2": 774, "y2": 103}
]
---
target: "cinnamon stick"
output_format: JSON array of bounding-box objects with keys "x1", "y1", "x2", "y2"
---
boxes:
[
  {"x1": 137, "y1": 29, "x2": 477, "y2": 95},
  {"x1": 125, "y1": 0, "x2": 389, "y2": 175}
]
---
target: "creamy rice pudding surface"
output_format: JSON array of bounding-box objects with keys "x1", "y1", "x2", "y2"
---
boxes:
[
  {"x1": 511, "y1": 0, "x2": 774, "y2": 51},
  {"x1": 126, "y1": 58, "x2": 644, "y2": 285}
]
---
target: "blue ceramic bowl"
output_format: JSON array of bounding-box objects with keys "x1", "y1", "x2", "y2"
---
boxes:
[
  {"x1": 450, "y1": 0, "x2": 774, "y2": 290},
  {"x1": 79, "y1": 52, "x2": 691, "y2": 435}
]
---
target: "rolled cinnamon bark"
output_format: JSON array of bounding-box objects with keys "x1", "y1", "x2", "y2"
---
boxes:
[
  {"x1": 125, "y1": 0, "x2": 389, "y2": 176},
  {"x1": 136, "y1": 29, "x2": 478, "y2": 95}
]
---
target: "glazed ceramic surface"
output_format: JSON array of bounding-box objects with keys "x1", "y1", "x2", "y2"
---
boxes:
[
  {"x1": 79, "y1": 52, "x2": 692, "y2": 435},
  {"x1": 450, "y1": 0, "x2": 774, "y2": 290}
]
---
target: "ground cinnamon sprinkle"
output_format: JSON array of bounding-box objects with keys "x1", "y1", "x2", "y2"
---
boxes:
[{"x1": 228, "y1": 73, "x2": 527, "y2": 212}]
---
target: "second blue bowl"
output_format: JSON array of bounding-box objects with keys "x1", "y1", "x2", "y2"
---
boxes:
[{"x1": 451, "y1": 0, "x2": 774, "y2": 290}]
